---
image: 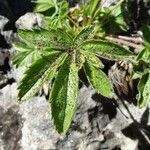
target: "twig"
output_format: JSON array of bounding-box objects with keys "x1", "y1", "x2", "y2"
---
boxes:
[
  {"x1": 67, "y1": 16, "x2": 78, "y2": 28},
  {"x1": 105, "y1": 36, "x2": 144, "y2": 50},
  {"x1": 118, "y1": 35, "x2": 143, "y2": 44}
]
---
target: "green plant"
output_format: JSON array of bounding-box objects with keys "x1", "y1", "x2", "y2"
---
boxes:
[
  {"x1": 132, "y1": 25, "x2": 150, "y2": 107},
  {"x1": 13, "y1": 0, "x2": 132, "y2": 134}
]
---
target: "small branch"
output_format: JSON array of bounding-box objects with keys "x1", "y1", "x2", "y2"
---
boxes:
[
  {"x1": 67, "y1": 16, "x2": 78, "y2": 28},
  {"x1": 105, "y1": 36, "x2": 144, "y2": 50},
  {"x1": 118, "y1": 36, "x2": 143, "y2": 44}
]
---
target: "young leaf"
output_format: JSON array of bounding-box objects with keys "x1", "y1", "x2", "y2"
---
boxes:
[
  {"x1": 42, "y1": 16, "x2": 71, "y2": 31},
  {"x1": 138, "y1": 73, "x2": 149, "y2": 107},
  {"x1": 33, "y1": 0, "x2": 57, "y2": 13},
  {"x1": 137, "y1": 48, "x2": 150, "y2": 62},
  {"x1": 73, "y1": 26, "x2": 94, "y2": 46},
  {"x1": 18, "y1": 52, "x2": 67, "y2": 101},
  {"x1": 131, "y1": 59, "x2": 150, "y2": 79},
  {"x1": 18, "y1": 29, "x2": 73, "y2": 50},
  {"x1": 34, "y1": 3, "x2": 53, "y2": 12},
  {"x1": 59, "y1": 0, "x2": 69, "y2": 19},
  {"x1": 79, "y1": 40, "x2": 132, "y2": 60},
  {"x1": 84, "y1": 61, "x2": 113, "y2": 98},
  {"x1": 50, "y1": 58, "x2": 78, "y2": 134},
  {"x1": 101, "y1": 2, "x2": 129, "y2": 34}
]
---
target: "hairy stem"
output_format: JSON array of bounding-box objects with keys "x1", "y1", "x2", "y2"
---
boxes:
[
  {"x1": 87, "y1": 0, "x2": 101, "y2": 25},
  {"x1": 67, "y1": 16, "x2": 78, "y2": 28}
]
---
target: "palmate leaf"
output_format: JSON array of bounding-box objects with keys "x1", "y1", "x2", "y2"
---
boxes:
[
  {"x1": 42, "y1": 16, "x2": 71, "y2": 31},
  {"x1": 59, "y1": 0, "x2": 69, "y2": 19},
  {"x1": 112, "y1": 3, "x2": 129, "y2": 31},
  {"x1": 32, "y1": 0, "x2": 57, "y2": 13},
  {"x1": 81, "y1": 50, "x2": 104, "y2": 68},
  {"x1": 13, "y1": 43, "x2": 34, "y2": 68},
  {"x1": 84, "y1": 61, "x2": 113, "y2": 98},
  {"x1": 142, "y1": 25, "x2": 150, "y2": 49},
  {"x1": 73, "y1": 26, "x2": 94, "y2": 46},
  {"x1": 51, "y1": 57, "x2": 78, "y2": 134},
  {"x1": 18, "y1": 52, "x2": 67, "y2": 101},
  {"x1": 41, "y1": 1, "x2": 70, "y2": 30},
  {"x1": 131, "y1": 48, "x2": 150, "y2": 79},
  {"x1": 140, "y1": 74, "x2": 150, "y2": 107},
  {"x1": 137, "y1": 48, "x2": 150, "y2": 63},
  {"x1": 138, "y1": 73, "x2": 150, "y2": 107},
  {"x1": 18, "y1": 29, "x2": 73, "y2": 50},
  {"x1": 79, "y1": 40, "x2": 132, "y2": 60},
  {"x1": 103, "y1": 2, "x2": 129, "y2": 34},
  {"x1": 84, "y1": 0, "x2": 101, "y2": 18},
  {"x1": 75, "y1": 52, "x2": 85, "y2": 70}
]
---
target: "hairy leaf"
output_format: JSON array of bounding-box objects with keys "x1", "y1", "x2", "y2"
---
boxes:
[
  {"x1": 79, "y1": 40, "x2": 132, "y2": 60},
  {"x1": 112, "y1": 3, "x2": 129, "y2": 31},
  {"x1": 103, "y1": 2, "x2": 129, "y2": 34},
  {"x1": 85, "y1": 0, "x2": 101, "y2": 18},
  {"x1": 131, "y1": 58, "x2": 150, "y2": 80},
  {"x1": 75, "y1": 52, "x2": 85, "y2": 70},
  {"x1": 51, "y1": 58, "x2": 78, "y2": 134},
  {"x1": 33, "y1": 0, "x2": 57, "y2": 12},
  {"x1": 84, "y1": 61, "x2": 113, "y2": 98},
  {"x1": 42, "y1": 16, "x2": 71, "y2": 31},
  {"x1": 59, "y1": 0, "x2": 69, "y2": 19},
  {"x1": 18, "y1": 29, "x2": 73, "y2": 50},
  {"x1": 137, "y1": 48, "x2": 150, "y2": 62},
  {"x1": 138, "y1": 73, "x2": 149, "y2": 107},
  {"x1": 13, "y1": 43, "x2": 34, "y2": 68},
  {"x1": 81, "y1": 50, "x2": 104, "y2": 68},
  {"x1": 142, "y1": 25, "x2": 150, "y2": 49},
  {"x1": 141, "y1": 74, "x2": 150, "y2": 107},
  {"x1": 18, "y1": 52, "x2": 67, "y2": 101},
  {"x1": 73, "y1": 26, "x2": 94, "y2": 46}
]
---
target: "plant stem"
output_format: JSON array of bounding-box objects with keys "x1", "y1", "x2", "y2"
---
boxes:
[
  {"x1": 67, "y1": 16, "x2": 78, "y2": 28},
  {"x1": 87, "y1": 0, "x2": 102, "y2": 25}
]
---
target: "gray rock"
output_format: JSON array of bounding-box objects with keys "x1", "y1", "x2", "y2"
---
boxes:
[
  {"x1": 0, "y1": 105, "x2": 23, "y2": 150},
  {"x1": 0, "y1": 79, "x2": 150, "y2": 150},
  {"x1": 0, "y1": 16, "x2": 9, "y2": 31},
  {"x1": 1, "y1": 30, "x2": 15, "y2": 44},
  {"x1": 0, "y1": 83, "x2": 22, "y2": 150},
  {"x1": 101, "y1": 0, "x2": 118, "y2": 7},
  {"x1": 15, "y1": 13, "x2": 44, "y2": 29},
  {"x1": 19, "y1": 97, "x2": 59, "y2": 150},
  {"x1": 0, "y1": 83, "x2": 18, "y2": 108},
  {"x1": 0, "y1": 1, "x2": 150, "y2": 150}
]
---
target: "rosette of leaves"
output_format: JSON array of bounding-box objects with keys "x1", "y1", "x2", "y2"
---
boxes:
[
  {"x1": 132, "y1": 26, "x2": 150, "y2": 107},
  {"x1": 13, "y1": 26, "x2": 132, "y2": 134}
]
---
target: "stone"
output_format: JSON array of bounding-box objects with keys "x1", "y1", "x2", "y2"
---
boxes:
[
  {"x1": 0, "y1": 16, "x2": 9, "y2": 31},
  {"x1": 15, "y1": 13, "x2": 44, "y2": 29},
  {"x1": 19, "y1": 97, "x2": 59, "y2": 150},
  {"x1": 0, "y1": 1, "x2": 150, "y2": 149}
]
